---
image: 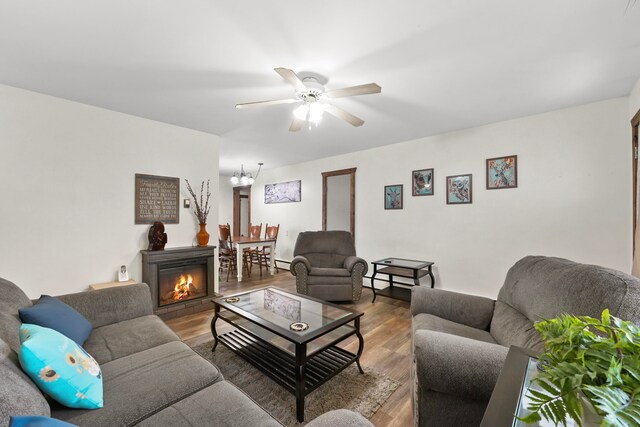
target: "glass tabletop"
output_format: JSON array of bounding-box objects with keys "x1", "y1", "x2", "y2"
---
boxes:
[
  {"x1": 514, "y1": 357, "x2": 579, "y2": 427},
  {"x1": 372, "y1": 257, "x2": 432, "y2": 269},
  {"x1": 215, "y1": 287, "x2": 354, "y2": 337}
]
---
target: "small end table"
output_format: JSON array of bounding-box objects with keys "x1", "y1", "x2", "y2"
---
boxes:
[
  {"x1": 370, "y1": 258, "x2": 435, "y2": 302},
  {"x1": 481, "y1": 346, "x2": 539, "y2": 427}
]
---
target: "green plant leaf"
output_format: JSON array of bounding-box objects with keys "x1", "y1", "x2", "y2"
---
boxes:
[{"x1": 522, "y1": 309, "x2": 640, "y2": 426}]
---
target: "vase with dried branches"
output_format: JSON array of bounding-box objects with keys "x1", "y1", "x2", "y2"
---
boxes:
[{"x1": 185, "y1": 179, "x2": 211, "y2": 247}]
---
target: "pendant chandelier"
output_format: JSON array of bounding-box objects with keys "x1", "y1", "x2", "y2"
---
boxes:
[{"x1": 230, "y1": 163, "x2": 263, "y2": 186}]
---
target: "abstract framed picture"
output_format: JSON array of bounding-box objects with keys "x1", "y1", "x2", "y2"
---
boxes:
[
  {"x1": 264, "y1": 180, "x2": 301, "y2": 204},
  {"x1": 384, "y1": 184, "x2": 403, "y2": 210},
  {"x1": 412, "y1": 168, "x2": 434, "y2": 196},
  {"x1": 446, "y1": 174, "x2": 472, "y2": 204},
  {"x1": 486, "y1": 155, "x2": 517, "y2": 189}
]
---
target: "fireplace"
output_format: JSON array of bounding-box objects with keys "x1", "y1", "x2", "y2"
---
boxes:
[
  {"x1": 141, "y1": 246, "x2": 217, "y2": 319},
  {"x1": 158, "y1": 259, "x2": 207, "y2": 307}
]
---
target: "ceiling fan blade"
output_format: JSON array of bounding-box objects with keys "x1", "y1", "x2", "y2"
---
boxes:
[
  {"x1": 235, "y1": 98, "x2": 300, "y2": 109},
  {"x1": 324, "y1": 83, "x2": 381, "y2": 99},
  {"x1": 324, "y1": 104, "x2": 365, "y2": 127},
  {"x1": 289, "y1": 117, "x2": 304, "y2": 132},
  {"x1": 274, "y1": 67, "x2": 307, "y2": 92}
]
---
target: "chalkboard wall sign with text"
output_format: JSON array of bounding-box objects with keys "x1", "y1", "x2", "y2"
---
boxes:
[{"x1": 135, "y1": 174, "x2": 180, "y2": 224}]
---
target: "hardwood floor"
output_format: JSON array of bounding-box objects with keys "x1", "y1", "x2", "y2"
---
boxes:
[{"x1": 165, "y1": 269, "x2": 413, "y2": 427}]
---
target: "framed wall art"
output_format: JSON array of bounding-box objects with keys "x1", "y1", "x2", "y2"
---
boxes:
[
  {"x1": 446, "y1": 174, "x2": 472, "y2": 204},
  {"x1": 384, "y1": 184, "x2": 403, "y2": 210},
  {"x1": 134, "y1": 174, "x2": 180, "y2": 224},
  {"x1": 412, "y1": 168, "x2": 434, "y2": 196},
  {"x1": 264, "y1": 180, "x2": 301, "y2": 204},
  {"x1": 486, "y1": 155, "x2": 517, "y2": 189}
]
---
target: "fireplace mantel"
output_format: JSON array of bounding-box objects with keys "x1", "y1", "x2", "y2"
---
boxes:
[{"x1": 141, "y1": 246, "x2": 217, "y2": 319}]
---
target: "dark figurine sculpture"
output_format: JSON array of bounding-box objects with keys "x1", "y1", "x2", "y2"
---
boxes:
[{"x1": 148, "y1": 221, "x2": 167, "y2": 251}]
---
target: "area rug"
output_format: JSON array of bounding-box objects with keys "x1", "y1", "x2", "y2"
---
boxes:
[{"x1": 191, "y1": 341, "x2": 400, "y2": 426}]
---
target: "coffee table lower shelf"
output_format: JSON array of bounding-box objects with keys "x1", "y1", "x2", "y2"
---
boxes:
[{"x1": 217, "y1": 328, "x2": 359, "y2": 418}]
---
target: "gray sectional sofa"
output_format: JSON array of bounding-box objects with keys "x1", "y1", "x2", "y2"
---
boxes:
[
  {"x1": 0, "y1": 277, "x2": 372, "y2": 426},
  {"x1": 411, "y1": 256, "x2": 640, "y2": 427}
]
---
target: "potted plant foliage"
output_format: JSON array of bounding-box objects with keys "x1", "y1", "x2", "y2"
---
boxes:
[
  {"x1": 185, "y1": 179, "x2": 211, "y2": 247},
  {"x1": 520, "y1": 309, "x2": 640, "y2": 427}
]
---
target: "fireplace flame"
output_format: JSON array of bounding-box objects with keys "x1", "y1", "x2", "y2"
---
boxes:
[{"x1": 173, "y1": 274, "x2": 193, "y2": 301}]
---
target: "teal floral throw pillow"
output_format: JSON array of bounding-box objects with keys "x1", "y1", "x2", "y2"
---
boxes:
[{"x1": 18, "y1": 324, "x2": 103, "y2": 409}]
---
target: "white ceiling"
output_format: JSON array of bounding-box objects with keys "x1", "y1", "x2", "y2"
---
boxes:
[{"x1": 1, "y1": 1, "x2": 639, "y2": 175}]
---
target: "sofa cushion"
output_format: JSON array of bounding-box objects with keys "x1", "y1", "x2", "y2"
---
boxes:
[
  {"x1": 413, "y1": 313, "x2": 497, "y2": 344},
  {"x1": 293, "y1": 231, "x2": 356, "y2": 258},
  {"x1": 307, "y1": 275, "x2": 353, "y2": 285},
  {"x1": 83, "y1": 315, "x2": 180, "y2": 364},
  {"x1": 304, "y1": 253, "x2": 348, "y2": 269},
  {"x1": 489, "y1": 302, "x2": 544, "y2": 352},
  {"x1": 51, "y1": 341, "x2": 222, "y2": 426},
  {"x1": 492, "y1": 256, "x2": 640, "y2": 350},
  {"x1": 497, "y1": 256, "x2": 640, "y2": 323},
  {"x1": 19, "y1": 296, "x2": 92, "y2": 347},
  {"x1": 19, "y1": 325, "x2": 103, "y2": 409},
  {"x1": 0, "y1": 277, "x2": 32, "y2": 353},
  {"x1": 0, "y1": 339, "x2": 51, "y2": 427},
  {"x1": 9, "y1": 416, "x2": 77, "y2": 427},
  {"x1": 309, "y1": 267, "x2": 351, "y2": 277},
  {"x1": 134, "y1": 381, "x2": 281, "y2": 427},
  {"x1": 56, "y1": 284, "x2": 153, "y2": 329}
]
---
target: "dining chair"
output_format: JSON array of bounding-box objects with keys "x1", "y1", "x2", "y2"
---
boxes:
[
  {"x1": 259, "y1": 224, "x2": 279, "y2": 274},
  {"x1": 245, "y1": 223, "x2": 263, "y2": 277},
  {"x1": 217, "y1": 224, "x2": 235, "y2": 281},
  {"x1": 218, "y1": 223, "x2": 250, "y2": 281}
]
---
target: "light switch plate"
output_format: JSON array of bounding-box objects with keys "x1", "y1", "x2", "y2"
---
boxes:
[{"x1": 183, "y1": 199, "x2": 190, "y2": 208}]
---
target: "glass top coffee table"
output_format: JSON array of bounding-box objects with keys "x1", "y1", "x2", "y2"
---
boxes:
[
  {"x1": 370, "y1": 257, "x2": 435, "y2": 302},
  {"x1": 210, "y1": 287, "x2": 364, "y2": 422}
]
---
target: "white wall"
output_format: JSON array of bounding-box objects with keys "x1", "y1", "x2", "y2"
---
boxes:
[
  {"x1": 631, "y1": 77, "x2": 640, "y2": 119},
  {"x1": 0, "y1": 85, "x2": 219, "y2": 298},
  {"x1": 218, "y1": 178, "x2": 234, "y2": 227},
  {"x1": 251, "y1": 97, "x2": 631, "y2": 298}
]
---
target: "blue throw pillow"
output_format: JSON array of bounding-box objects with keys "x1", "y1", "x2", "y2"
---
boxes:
[
  {"x1": 10, "y1": 416, "x2": 78, "y2": 427},
  {"x1": 19, "y1": 295, "x2": 92, "y2": 346},
  {"x1": 18, "y1": 324, "x2": 103, "y2": 409}
]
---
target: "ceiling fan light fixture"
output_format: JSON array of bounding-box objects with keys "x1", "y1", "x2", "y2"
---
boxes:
[
  {"x1": 236, "y1": 68, "x2": 380, "y2": 131},
  {"x1": 309, "y1": 102, "x2": 326, "y2": 125},
  {"x1": 293, "y1": 104, "x2": 308, "y2": 120}
]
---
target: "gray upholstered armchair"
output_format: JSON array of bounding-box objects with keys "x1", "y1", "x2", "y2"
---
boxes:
[
  {"x1": 411, "y1": 256, "x2": 640, "y2": 427},
  {"x1": 290, "y1": 231, "x2": 368, "y2": 302}
]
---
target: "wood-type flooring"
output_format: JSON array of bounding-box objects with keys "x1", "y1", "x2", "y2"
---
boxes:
[{"x1": 165, "y1": 268, "x2": 413, "y2": 427}]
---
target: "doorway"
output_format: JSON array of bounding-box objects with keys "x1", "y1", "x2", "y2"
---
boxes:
[
  {"x1": 233, "y1": 186, "x2": 251, "y2": 237},
  {"x1": 322, "y1": 168, "x2": 356, "y2": 237}
]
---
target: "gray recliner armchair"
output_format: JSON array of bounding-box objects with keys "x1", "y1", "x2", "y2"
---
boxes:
[
  {"x1": 411, "y1": 256, "x2": 640, "y2": 427},
  {"x1": 290, "y1": 231, "x2": 368, "y2": 302}
]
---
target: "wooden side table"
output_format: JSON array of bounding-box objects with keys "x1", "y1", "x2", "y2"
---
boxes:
[
  {"x1": 481, "y1": 346, "x2": 538, "y2": 427},
  {"x1": 370, "y1": 258, "x2": 435, "y2": 302},
  {"x1": 89, "y1": 279, "x2": 137, "y2": 291}
]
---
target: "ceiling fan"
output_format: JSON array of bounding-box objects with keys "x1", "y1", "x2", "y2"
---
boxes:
[{"x1": 235, "y1": 67, "x2": 381, "y2": 132}]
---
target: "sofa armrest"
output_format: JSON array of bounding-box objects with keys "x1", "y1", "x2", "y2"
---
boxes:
[
  {"x1": 411, "y1": 287, "x2": 495, "y2": 330},
  {"x1": 344, "y1": 256, "x2": 369, "y2": 276},
  {"x1": 306, "y1": 409, "x2": 373, "y2": 427},
  {"x1": 414, "y1": 330, "x2": 508, "y2": 401},
  {"x1": 290, "y1": 256, "x2": 311, "y2": 276},
  {"x1": 56, "y1": 283, "x2": 153, "y2": 328}
]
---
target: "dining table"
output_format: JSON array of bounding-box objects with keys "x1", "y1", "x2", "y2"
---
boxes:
[{"x1": 232, "y1": 235, "x2": 277, "y2": 281}]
